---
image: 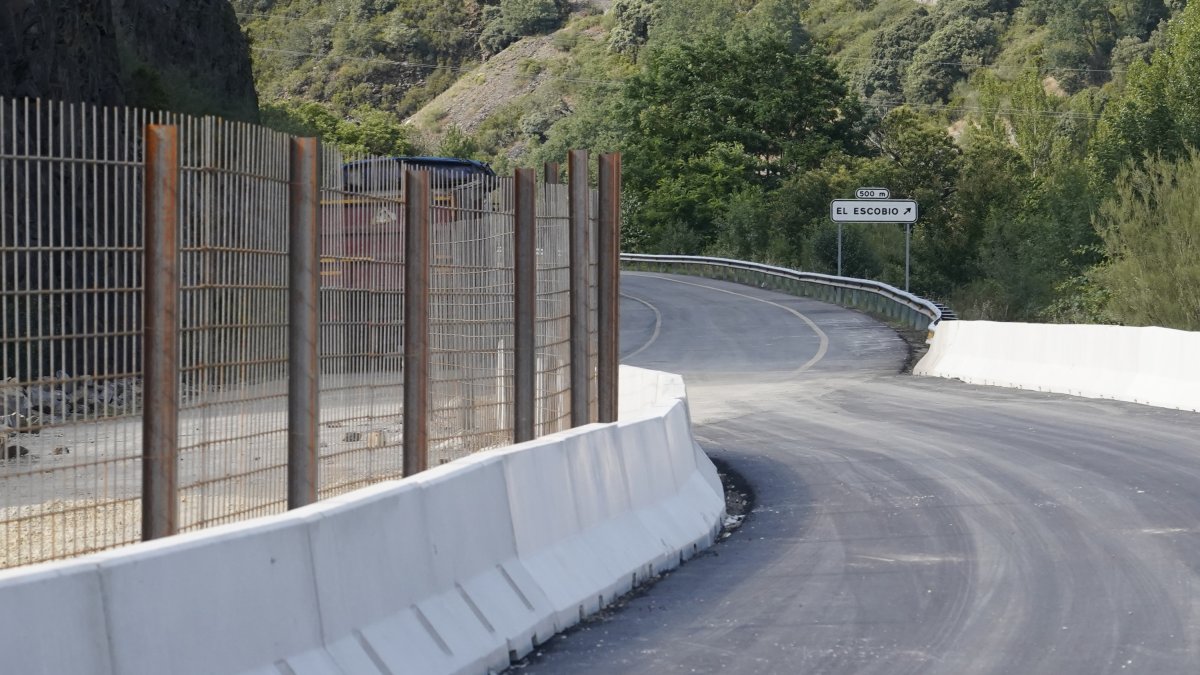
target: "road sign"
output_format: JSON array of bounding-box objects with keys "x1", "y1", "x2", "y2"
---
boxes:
[
  {"x1": 855, "y1": 187, "x2": 890, "y2": 199},
  {"x1": 830, "y1": 199, "x2": 918, "y2": 223}
]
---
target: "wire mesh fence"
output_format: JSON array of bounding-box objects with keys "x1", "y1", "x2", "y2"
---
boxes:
[
  {"x1": 428, "y1": 171, "x2": 515, "y2": 464},
  {"x1": 536, "y1": 182, "x2": 571, "y2": 437},
  {"x1": 176, "y1": 116, "x2": 293, "y2": 532},
  {"x1": 1, "y1": 100, "x2": 156, "y2": 567},
  {"x1": 315, "y1": 150, "x2": 407, "y2": 499},
  {"x1": 0, "y1": 95, "x2": 620, "y2": 570}
]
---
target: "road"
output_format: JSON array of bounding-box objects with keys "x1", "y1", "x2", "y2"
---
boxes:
[{"x1": 516, "y1": 271, "x2": 1200, "y2": 675}]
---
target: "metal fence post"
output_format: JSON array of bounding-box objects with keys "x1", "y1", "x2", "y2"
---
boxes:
[
  {"x1": 404, "y1": 170, "x2": 431, "y2": 475},
  {"x1": 287, "y1": 137, "x2": 320, "y2": 508},
  {"x1": 568, "y1": 150, "x2": 590, "y2": 427},
  {"x1": 544, "y1": 162, "x2": 560, "y2": 184},
  {"x1": 514, "y1": 168, "x2": 537, "y2": 442},
  {"x1": 597, "y1": 153, "x2": 621, "y2": 423},
  {"x1": 143, "y1": 124, "x2": 179, "y2": 541}
]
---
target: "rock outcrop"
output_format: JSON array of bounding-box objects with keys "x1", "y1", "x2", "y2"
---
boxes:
[{"x1": 0, "y1": 0, "x2": 257, "y2": 119}]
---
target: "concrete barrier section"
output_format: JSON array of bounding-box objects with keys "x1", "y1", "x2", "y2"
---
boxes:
[
  {"x1": 0, "y1": 561, "x2": 112, "y2": 675},
  {"x1": 415, "y1": 453, "x2": 556, "y2": 661},
  {"x1": 99, "y1": 512, "x2": 335, "y2": 675},
  {"x1": 916, "y1": 320, "x2": 1200, "y2": 412},
  {"x1": 0, "y1": 365, "x2": 723, "y2": 675}
]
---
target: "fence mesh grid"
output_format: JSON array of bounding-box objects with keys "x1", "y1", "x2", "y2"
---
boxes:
[
  {"x1": 536, "y1": 183, "x2": 571, "y2": 436},
  {"x1": 0, "y1": 95, "x2": 606, "y2": 569},
  {"x1": 589, "y1": 189, "x2": 600, "y2": 421},
  {"x1": 429, "y1": 172, "x2": 515, "y2": 464},
  {"x1": 176, "y1": 117, "x2": 293, "y2": 531},
  {"x1": 0, "y1": 100, "x2": 153, "y2": 566},
  {"x1": 316, "y1": 151, "x2": 407, "y2": 498}
]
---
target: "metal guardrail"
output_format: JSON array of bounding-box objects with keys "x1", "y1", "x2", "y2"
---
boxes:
[{"x1": 620, "y1": 254, "x2": 943, "y2": 330}]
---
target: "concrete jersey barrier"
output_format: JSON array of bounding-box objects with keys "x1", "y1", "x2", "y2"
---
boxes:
[
  {"x1": 915, "y1": 320, "x2": 1200, "y2": 412},
  {"x1": 0, "y1": 365, "x2": 724, "y2": 675}
]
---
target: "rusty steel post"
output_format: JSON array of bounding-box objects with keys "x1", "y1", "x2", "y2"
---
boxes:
[
  {"x1": 597, "y1": 153, "x2": 621, "y2": 423},
  {"x1": 287, "y1": 138, "x2": 320, "y2": 508},
  {"x1": 514, "y1": 168, "x2": 537, "y2": 443},
  {"x1": 567, "y1": 150, "x2": 590, "y2": 427},
  {"x1": 403, "y1": 170, "x2": 431, "y2": 476},
  {"x1": 142, "y1": 125, "x2": 180, "y2": 541},
  {"x1": 544, "y1": 162, "x2": 561, "y2": 184}
]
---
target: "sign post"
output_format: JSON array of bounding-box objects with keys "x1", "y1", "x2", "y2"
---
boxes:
[{"x1": 829, "y1": 193, "x2": 918, "y2": 291}]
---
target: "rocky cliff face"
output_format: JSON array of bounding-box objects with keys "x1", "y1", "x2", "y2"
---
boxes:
[
  {"x1": 0, "y1": 0, "x2": 126, "y2": 105},
  {"x1": 0, "y1": 0, "x2": 257, "y2": 120},
  {"x1": 110, "y1": 0, "x2": 259, "y2": 120}
]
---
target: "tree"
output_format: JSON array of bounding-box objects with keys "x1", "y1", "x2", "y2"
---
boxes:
[
  {"x1": 618, "y1": 29, "x2": 863, "y2": 251},
  {"x1": 1093, "y1": 152, "x2": 1200, "y2": 329},
  {"x1": 1090, "y1": 0, "x2": 1200, "y2": 178},
  {"x1": 857, "y1": 9, "x2": 937, "y2": 105},
  {"x1": 608, "y1": 0, "x2": 659, "y2": 55},
  {"x1": 500, "y1": 0, "x2": 565, "y2": 34},
  {"x1": 260, "y1": 100, "x2": 417, "y2": 156},
  {"x1": 903, "y1": 16, "x2": 1001, "y2": 103},
  {"x1": 438, "y1": 126, "x2": 483, "y2": 159},
  {"x1": 863, "y1": 108, "x2": 963, "y2": 294}
]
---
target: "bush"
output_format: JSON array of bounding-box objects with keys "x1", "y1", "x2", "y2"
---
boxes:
[
  {"x1": 438, "y1": 126, "x2": 483, "y2": 159},
  {"x1": 500, "y1": 0, "x2": 565, "y2": 35},
  {"x1": 1093, "y1": 152, "x2": 1200, "y2": 330},
  {"x1": 903, "y1": 17, "x2": 1000, "y2": 103}
]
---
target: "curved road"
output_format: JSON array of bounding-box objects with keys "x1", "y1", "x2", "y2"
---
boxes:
[{"x1": 517, "y1": 272, "x2": 1200, "y2": 675}]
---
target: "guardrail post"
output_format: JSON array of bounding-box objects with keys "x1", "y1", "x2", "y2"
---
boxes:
[
  {"x1": 597, "y1": 153, "x2": 621, "y2": 423},
  {"x1": 143, "y1": 124, "x2": 179, "y2": 541},
  {"x1": 514, "y1": 168, "x2": 537, "y2": 442},
  {"x1": 404, "y1": 170, "x2": 431, "y2": 475},
  {"x1": 287, "y1": 137, "x2": 320, "y2": 508},
  {"x1": 568, "y1": 150, "x2": 590, "y2": 427}
]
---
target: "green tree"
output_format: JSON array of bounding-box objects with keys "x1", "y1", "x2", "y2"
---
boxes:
[
  {"x1": 1093, "y1": 152, "x2": 1200, "y2": 329},
  {"x1": 260, "y1": 100, "x2": 417, "y2": 156},
  {"x1": 1090, "y1": 0, "x2": 1200, "y2": 177},
  {"x1": 856, "y1": 8, "x2": 937, "y2": 105},
  {"x1": 903, "y1": 16, "x2": 1001, "y2": 103},
  {"x1": 608, "y1": 0, "x2": 660, "y2": 55},
  {"x1": 500, "y1": 0, "x2": 566, "y2": 33},
  {"x1": 862, "y1": 108, "x2": 963, "y2": 294},
  {"x1": 438, "y1": 126, "x2": 483, "y2": 159},
  {"x1": 618, "y1": 29, "x2": 863, "y2": 251}
]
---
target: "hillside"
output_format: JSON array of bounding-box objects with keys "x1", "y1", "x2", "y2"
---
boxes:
[
  {"x1": 235, "y1": 0, "x2": 1178, "y2": 164},
  {"x1": 235, "y1": 0, "x2": 1200, "y2": 330},
  {"x1": 233, "y1": 0, "x2": 623, "y2": 165}
]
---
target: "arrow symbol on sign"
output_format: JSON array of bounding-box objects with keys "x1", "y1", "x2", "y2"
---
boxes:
[{"x1": 904, "y1": 207, "x2": 912, "y2": 214}]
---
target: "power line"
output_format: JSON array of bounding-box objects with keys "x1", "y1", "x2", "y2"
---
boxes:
[
  {"x1": 250, "y1": 46, "x2": 625, "y2": 87},
  {"x1": 235, "y1": 11, "x2": 489, "y2": 37},
  {"x1": 236, "y1": 10, "x2": 1130, "y2": 76},
  {"x1": 866, "y1": 99, "x2": 1103, "y2": 120},
  {"x1": 839, "y1": 54, "x2": 1127, "y2": 75},
  {"x1": 239, "y1": 17, "x2": 1110, "y2": 118},
  {"x1": 255, "y1": 44, "x2": 1104, "y2": 118}
]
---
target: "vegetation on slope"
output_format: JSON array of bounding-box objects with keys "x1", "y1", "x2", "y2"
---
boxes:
[{"x1": 235, "y1": 0, "x2": 1200, "y2": 329}]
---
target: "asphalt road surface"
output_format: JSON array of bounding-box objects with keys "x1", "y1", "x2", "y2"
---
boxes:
[{"x1": 515, "y1": 272, "x2": 1200, "y2": 675}]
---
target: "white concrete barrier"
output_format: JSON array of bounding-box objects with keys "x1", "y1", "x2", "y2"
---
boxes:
[
  {"x1": 0, "y1": 365, "x2": 723, "y2": 675},
  {"x1": 916, "y1": 320, "x2": 1200, "y2": 412}
]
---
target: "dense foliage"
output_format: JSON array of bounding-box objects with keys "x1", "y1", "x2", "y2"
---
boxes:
[
  {"x1": 1094, "y1": 152, "x2": 1200, "y2": 329},
  {"x1": 232, "y1": 0, "x2": 569, "y2": 119},
  {"x1": 527, "y1": 0, "x2": 1197, "y2": 328}
]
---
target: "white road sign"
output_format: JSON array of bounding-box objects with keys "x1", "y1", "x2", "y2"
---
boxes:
[
  {"x1": 855, "y1": 187, "x2": 890, "y2": 199},
  {"x1": 830, "y1": 199, "x2": 918, "y2": 223}
]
